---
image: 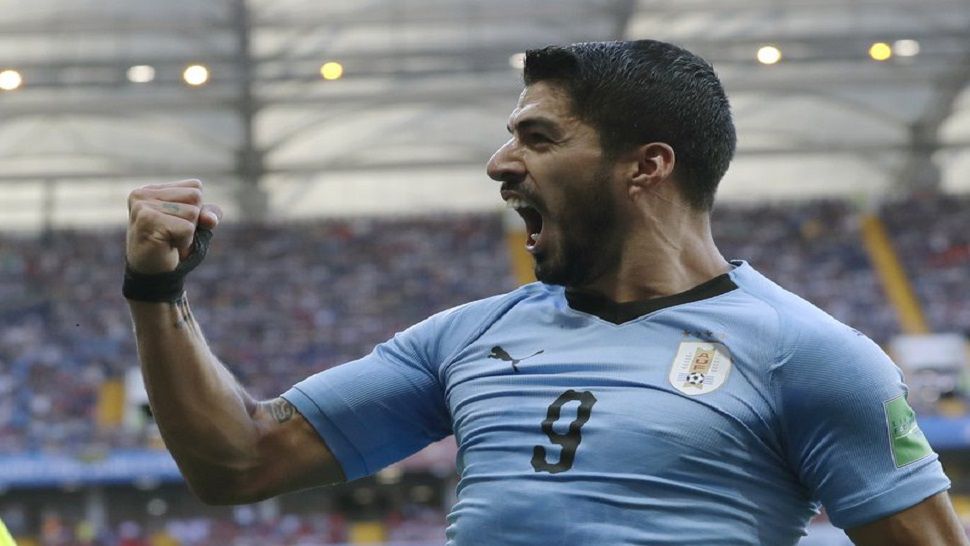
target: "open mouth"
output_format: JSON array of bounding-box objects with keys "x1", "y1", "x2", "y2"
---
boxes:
[{"x1": 505, "y1": 196, "x2": 544, "y2": 251}]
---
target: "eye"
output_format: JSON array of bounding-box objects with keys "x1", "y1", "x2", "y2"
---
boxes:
[{"x1": 524, "y1": 132, "x2": 554, "y2": 146}]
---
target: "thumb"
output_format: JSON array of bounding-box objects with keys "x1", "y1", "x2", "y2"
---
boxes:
[{"x1": 198, "y1": 204, "x2": 224, "y2": 229}]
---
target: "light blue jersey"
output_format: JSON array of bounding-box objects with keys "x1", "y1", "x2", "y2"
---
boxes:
[{"x1": 283, "y1": 261, "x2": 948, "y2": 545}]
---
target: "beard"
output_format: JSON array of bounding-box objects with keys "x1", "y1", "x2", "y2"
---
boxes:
[{"x1": 533, "y1": 163, "x2": 621, "y2": 287}]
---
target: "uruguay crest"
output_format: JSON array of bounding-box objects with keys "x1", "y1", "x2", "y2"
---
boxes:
[{"x1": 668, "y1": 341, "x2": 732, "y2": 395}]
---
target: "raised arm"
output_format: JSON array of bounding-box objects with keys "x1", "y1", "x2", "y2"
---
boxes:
[{"x1": 125, "y1": 179, "x2": 344, "y2": 505}]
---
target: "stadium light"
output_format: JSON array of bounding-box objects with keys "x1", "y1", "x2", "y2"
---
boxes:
[
  {"x1": 756, "y1": 45, "x2": 782, "y2": 65},
  {"x1": 893, "y1": 39, "x2": 920, "y2": 57},
  {"x1": 126, "y1": 65, "x2": 156, "y2": 84},
  {"x1": 0, "y1": 69, "x2": 23, "y2": 91},
  {"x1": 869, "y1": 42, "x2": 892, "y2": 62},
  {"x1": 320, "y1": 61, "x2": 344, "y2": 81},
  {"x1": 182, "y1": 64, "x2": 210, "y2": 86},
  {"x1": 509, "y1": 52, "x2": 526, "y2": 69}
]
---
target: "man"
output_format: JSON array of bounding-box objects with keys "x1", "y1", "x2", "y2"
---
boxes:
[{"x1": 124, "y1": 40, "x2": 966, "y2": 545}]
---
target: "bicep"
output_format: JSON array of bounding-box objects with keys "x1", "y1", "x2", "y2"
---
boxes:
[
  {"x1": 281, "y1": 334, "x2": 452, "y2": 480},
  {"x1": 847, "y1": 492, "x2": 968, "y2": 546},
  {"x1": 239, "y1": 398, "x2": 346, "y2": 502}
]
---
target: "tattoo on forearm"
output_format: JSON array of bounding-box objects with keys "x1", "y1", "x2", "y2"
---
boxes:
[
  {"x1": 267, "y1": 398, "x2": 295, "y2": 423},
  {"x1": 171, "y1": 295, "x2": 199, "y2": 333}
]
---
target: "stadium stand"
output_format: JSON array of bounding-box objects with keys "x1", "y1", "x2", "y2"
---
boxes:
[
  {"x1": 2, "y1": 482, "x2": 448, "y2": 546},
  {"x1": 0, "y1": 214, "x2": 513, "y2": 455},
  {"x1": 713, "y1": 199, "x2": 901, "y2": 344},
  {"x1": 881, "y1": 193, "x2": 970, "y2": 337}
]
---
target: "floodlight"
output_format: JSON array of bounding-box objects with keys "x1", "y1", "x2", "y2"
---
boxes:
[
  {"x1": 0, "y1": 69, "x2": 23, "y2": 91},
  {"x1": 183, "y1": 64, "x2": 210, "y2": 86},
  {"x1": 509, "y1": 53, "x2": 526, "y2": 69},
  {"x1": 869, "y1": 42, "x2": 892, "y2": 61},
  {"x1": 127, "y1": 65, "x2": 156, "y2": 83},
  {"x1": 893, "y1": 39, "x2": 920, "y2": 57},
  {"x1": 320, "y1": 61, "x2": 344, "y2": 81},
  {"x1": 757, "y1": 46, "x2": 782, "y2": 65}
]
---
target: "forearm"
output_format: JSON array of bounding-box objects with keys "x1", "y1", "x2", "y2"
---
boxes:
[
  {"x1": 124, "y1": 182, "x2": 344, "y2": 504},
  {"x1": 129, "y1": 294, "x2": 260, "y2": 490}
]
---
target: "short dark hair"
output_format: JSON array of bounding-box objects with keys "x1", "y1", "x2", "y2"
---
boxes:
[{"x1": 523, "y1": 40, "x2": 736, "y2": 211}]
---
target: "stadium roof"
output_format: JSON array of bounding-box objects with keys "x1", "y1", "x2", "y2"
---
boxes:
[{"x1": 0, "y1": 0, "x2": 968, "y2": 229}]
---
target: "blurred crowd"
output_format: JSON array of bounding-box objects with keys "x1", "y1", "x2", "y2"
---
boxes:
[
  {"x1": 0, "y1": 198, "x2": 967, "y2": 456},
  {"x1": 4, "y1": 509, "x2": 445, "y2": 546},
  {"x1": 882, "y1": 193, "x2": 970, "y2": 335},
  {"x1": 0, "y1": 214, "x2": 513, "y2": 454},
  {"x1": 713, "y1": 199, "x2": 900, "y2": 343}
]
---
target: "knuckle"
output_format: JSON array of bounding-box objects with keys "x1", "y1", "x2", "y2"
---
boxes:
[
  {"x1": 172, "y1": 220, "x2": 197, "y2": 245},
  {"x1": 132, "y1": 207, "x2": 155, "y2": 227},
  {"x1": 187, "y1": 188, "x2": 203, "y2": 204},
  {"x1": 183, "y1": 204, "x2": 202, "y2": 222},
  {"x1": 128, "y1": 200, "x2": 145, "y2": 221},
  {"x1": 127, "y1": 188, "x2": 146, "y2": 205}
]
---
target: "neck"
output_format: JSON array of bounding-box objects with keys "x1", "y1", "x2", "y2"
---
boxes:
[{"x1": 573, "y1": 209, "x2": 731, "y2": 303}]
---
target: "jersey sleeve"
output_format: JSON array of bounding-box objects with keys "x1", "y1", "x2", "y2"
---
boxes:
[
  {"x1": 281, "y1": 291, "x2": 521, "y2": 481},
  {"x1": 772, "y1": 316, "x2": 950, "y2": 530},
  {"x1": 281, "y1": 309, "x2": 455, "y2": 481}
]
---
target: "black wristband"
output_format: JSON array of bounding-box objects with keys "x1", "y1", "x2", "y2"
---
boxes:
[{"x1": 123, "y1": 228, "x2": 214, "y2": 302}]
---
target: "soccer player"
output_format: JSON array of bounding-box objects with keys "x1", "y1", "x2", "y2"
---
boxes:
[{"x1": 124, "y1": 41, "x2": 967, "y2": 545}]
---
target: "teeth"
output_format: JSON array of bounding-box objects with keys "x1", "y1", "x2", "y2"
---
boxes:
[
  {"x1": 529, "y1": 233, "x2": 539, "y2": 242},
  {"x1": 504, "y1": 196, "x2": 530, "y2": 210}
]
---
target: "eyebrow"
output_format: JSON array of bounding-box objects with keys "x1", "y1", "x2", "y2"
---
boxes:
[{"x1": 506, "y1": 116, "x2": 563, "y2": 138}]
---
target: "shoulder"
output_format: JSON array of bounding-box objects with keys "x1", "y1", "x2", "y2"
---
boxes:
[
  {"x1": 427, "y1": 282, "x2": 551, "y2": 334},
  {"x1": 728, "y1": 261, "x2": 882, "y2": 370},
  {"x1": 730, "y1": 262, "x2": 904, "y2": 413},
  {"x1": 430, "y1": 282, "x2": 549, "y2": 323},
  {"x1": 401, "y1": 283, "x2": 553, "y2": 366}
]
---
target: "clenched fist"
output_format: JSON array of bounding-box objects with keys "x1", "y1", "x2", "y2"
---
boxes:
[{"x1": 126, "y1": 179, "x2": 223, "y2": 274}]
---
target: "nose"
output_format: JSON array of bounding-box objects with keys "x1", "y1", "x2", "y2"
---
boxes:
[{"x1": 486, "y1": 138, "x2": 526, "y2": 185}]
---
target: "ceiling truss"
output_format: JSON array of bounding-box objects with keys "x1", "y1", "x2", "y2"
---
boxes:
[{"x1": 0, "y1": 0, "x2": 968, "y2": 227}]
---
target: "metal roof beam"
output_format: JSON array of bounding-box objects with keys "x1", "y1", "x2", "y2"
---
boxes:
[
  {"x1": 0, "y1": 18, "x2": 231, "y2": 36},
  {"x1": 0, "y1": 65, "x2": 965, "y2": 119},
  {"x1": 633, "y1": 0, "x2": 969, "y2": 15},
  {"x1": 894, "y1": 54, "x2": 970, "y2": 192},
  {"x1": 0, "y1": 2, "x2": 604, "y2": 36},
  {"x1": 231, "y1": 0, "x2": 267, "y2": 220},
  {"x1": 610, "y1": 0, "x2": 638, "y2": 39},
  {"x1": 2, "y1": 140, "x2": 970, "y2": 184},
  {"x1": 251, "y1": 2, "x2": 608, "y2": 29}
]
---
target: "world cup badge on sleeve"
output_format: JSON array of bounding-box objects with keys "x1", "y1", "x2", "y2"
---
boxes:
[{"x1": 668, "y1": 341, "x2": 732, "y2": 395}]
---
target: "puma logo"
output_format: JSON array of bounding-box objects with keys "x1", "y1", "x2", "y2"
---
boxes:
[{"x1": 488, "y1": 345, "x2": 544, "y2": 373}]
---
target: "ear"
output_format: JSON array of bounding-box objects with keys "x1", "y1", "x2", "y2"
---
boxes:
[{"x1": 627, "y1": 142, "x2": 676, "y2": 198}]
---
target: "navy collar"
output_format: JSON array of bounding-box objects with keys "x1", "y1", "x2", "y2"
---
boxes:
[{"x1": 564, "y1": 273, "x2": 738, "y2": 325}]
